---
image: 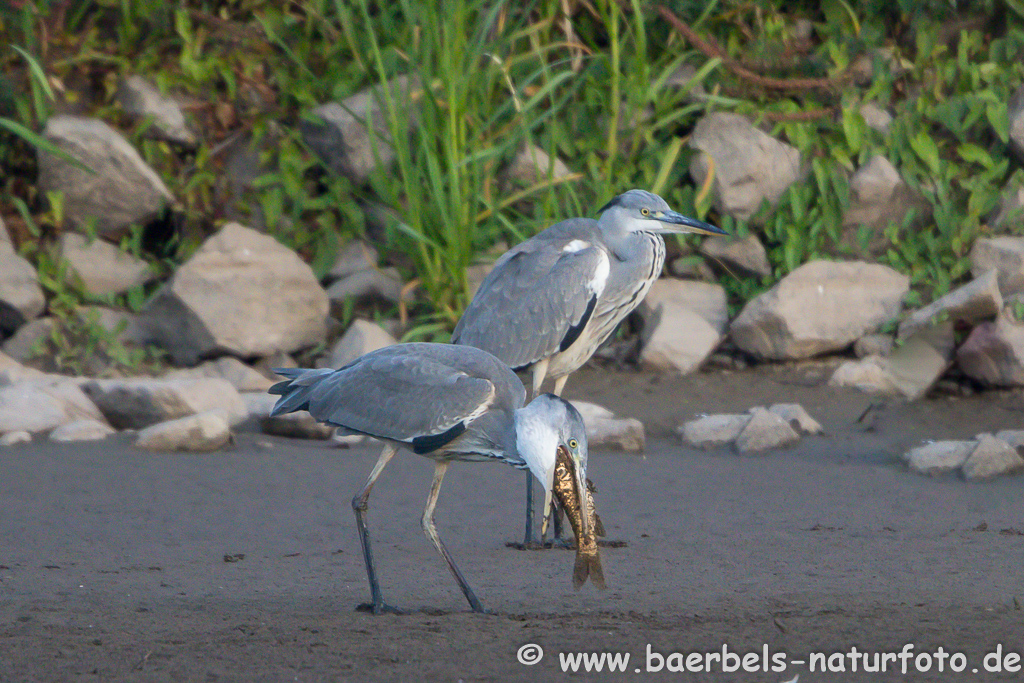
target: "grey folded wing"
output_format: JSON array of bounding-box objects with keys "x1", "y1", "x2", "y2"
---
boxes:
[
  {"x1": 269, "y1": 344, "x2": 503, "y2": 453},
  {"x1": 452, "y1": 237, "x2": 609, "y2": 370}
]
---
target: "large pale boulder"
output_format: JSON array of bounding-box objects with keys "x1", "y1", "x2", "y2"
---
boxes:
[
  {"x1": 962, "y1": 434, "x2": 1024, "y2": 481},
  {"x1": 830, "y1": 323, "x2": 953, "y2": 400},
  {"x1": 639, "y1": 305, "x2": 721, "y2": 374},
  {"x1": 904, "y1": 441, "x2": 975, "y2": 475},
  {"x1": 135, "y1": 410, "x2": 231, "y2": 452},
  {"x1": 898, "y1": 270, "x2": 1001, "y2": 340},
  {"x1": 734, "y1": 407, "x2": 800, "y2": 454},
  {"x1": 0, "y1": 379, "x2": 106, "y2": 434},
  {"x1": 59, "y1": 232, "x2": 153, "y2": 296},
  {"x1": 36, "y1": 116, "x2": 173, "y2": 235},
  {"x1": 679, "y1": 413, "x2": 751, "y2": 450},
  {"x1": 638, "y1": 279, "x2": 728, "y2": 333},
  {"x1": 730, "y1": 260, "x2": 909, "y2": 360},
  {"x1": 82, "y1": 377, "x2": 246, "y2": 430},
  {"x1": 689, "y1": 112, "x2": 804, "y2": 221},
  {"x1": 970, "y1": 237, "x2": 1024, "y2": 295},
  {"x1": 142, "y1": 223, "x2": 329, "y2": 365}
]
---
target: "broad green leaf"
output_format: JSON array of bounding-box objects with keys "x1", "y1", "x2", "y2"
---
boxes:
[{"x1": 909, "y1": 131, "x2": 941, "y2": 175}]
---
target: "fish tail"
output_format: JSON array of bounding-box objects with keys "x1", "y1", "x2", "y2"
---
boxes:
[{"x1": 572, "y1": 549, "x2": 606, "y2": 590}]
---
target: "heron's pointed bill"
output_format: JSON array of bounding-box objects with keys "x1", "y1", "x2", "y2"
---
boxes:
[{"x1": 656, "y1": 211, "x2": 726, "y2": 236}]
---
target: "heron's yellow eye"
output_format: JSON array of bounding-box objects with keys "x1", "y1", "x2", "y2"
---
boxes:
[
  {"x1": 568, "y1": 438, "x2": 578, "y2": 449},
  {"x1": 640, "y1": 208, "x2": 650, "y2": 216}
]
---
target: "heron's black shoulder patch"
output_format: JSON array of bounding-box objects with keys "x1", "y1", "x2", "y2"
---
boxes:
[
  {"x1": 559, "y1": 294, "x2": 597, "y2": 352},
  {"x1": 596, "y1": 195, "x2": 623, "y2": 215},
  {"x1": 412, "y1": 421, "x2": 467, "y2": 454}
]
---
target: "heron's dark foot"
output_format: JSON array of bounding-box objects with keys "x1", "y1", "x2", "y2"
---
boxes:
[{"x1": 356, "y1": 601, "x2": 404, "y2": 615}]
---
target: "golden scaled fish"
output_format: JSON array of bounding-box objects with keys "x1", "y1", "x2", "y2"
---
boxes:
[{"x1": 552, "y1": 445, "x2": 606, "y2": 590}]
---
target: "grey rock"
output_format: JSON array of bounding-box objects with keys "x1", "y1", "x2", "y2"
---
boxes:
[
  {"x1": 0, "y1": 379, "x2": 106, "y2": 434},
  {"x1": 300, "y1": 75, "x2": 419, "y2": 183},
  {"x1": 842, "y1": 156, "x2": 930, "y2": 256},
  {"x1": 904, "y1": 440, "x2": 975, "y2": 475},
  {"x1": 767, "y1": 403, "x2": 823, "y2": 435},
  {"x1": 970, "y1": 237, "x2": 1024, "y2": 296},
  {"x1": 850, "y1": 48, "x2": 911, "y2": 86},
  {"x1": 854, "y1": 334, "x2": 894, "y2": 358},
  {"x1": 1, "y1": 317, "x2": 55, "y2": 363},
  {"x1": 164, "y1": 357, "x2": 274, "y2": 393},
  {"x1": 699, "y1": 234, "x2": 771, "y2": 278},
  {"x1": 0, "y1": 248, "x2": 46, "y2": 335},
  {"x1": 638, "y1": 279, "x2": 728, "y2": 333},
  {"x1": 831, "y1": 323, "x2": 953, "y2": 400},
  {"x1": 318, "y1": 319, "x2": 396, "y2": 370},
  {"x1": 243, "y1": 392, "x2": 334, "y2": 440},
  {"x1": 59, "y1": 232, "x2": 153, "y2": 296},
  {"x1": 135, "y1": 410, "x2": 231, "y2": 452},
  {"x1": 0, "y1": 431, "x2": 31, "y2": 446},
  {"x1": 994, "y1": 430, "x2": 1024, "y2": 452},
  {"x1": 639, "y1": 304, "x2": 721, "y2": 374},
  {"x1": 859, "y1": 103, "x2": 892, "y2": 134},
  {"x1": 689, "y1": 112, "x2": 804, "y2": 222},
  {"x1": 962, "y1": 434, "x2": 1024, "y2": 481},
  {"x1": 36, "y1": 116, "x2": 173, "y2": 235},
  {"x1": 505, "y1": 145, "x2": 573, "y2": 186},
  {"x1": 679, "y1": 413, "x2": 752, "y2": 450},
  {"x1": 49, "y1": 419, "x2": 116, "y2": 442},
  {"x1": 326, "y1": 267, "x2": 410, "y2": 308},
  {"x1": 957, "y1": 316, "x2": 1024, "y2": 387},
  {"x1": 83, "y1": 377, "x2": 246, "y2": 430},
  {"x1": 570, "y1": 401, "x2": 645, "y2": 452},
  {"x1": 1009, "y1": 85, "x2": 1024, "y2": 162},
  {"x1": 117, "y1": 75, "x2": 196, "y2": 146},
  {"x1": 142, "y1": 223, "x2": 329, "y2": 365},
  {"x1": 253, "y1": 351, "x2": 297, "y2": 380},
  {"x1": 829, "y1": 355, "x2": 900, "y2": 396},
  {"x1": 731, "y1": 260, "x2": 909, "y2": 360},
  {"x1": 898, "y1": 270, "x2": 1001, "y2": 340},
  {"x1": 327, "y1": 240, "x2": 379, "y2": 282},
  {"x1": 734, "y1": 407, "x2": 800, "y2": 453}
]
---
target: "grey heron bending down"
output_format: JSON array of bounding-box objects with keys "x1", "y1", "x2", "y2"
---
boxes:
[
  {"x1": 453, "y1": 189, "x2": 725, "y2": 545},
  {"x1": 268, "y1": 342, "x2": 590, "y2": 614}
]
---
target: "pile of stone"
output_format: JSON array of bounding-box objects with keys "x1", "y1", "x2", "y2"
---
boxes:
[
  {"x1": 678, "y1": 403, "x2": 822, "y2": 454},
  {"x1": 904, "y1": 432, "x2": 1024, "y2": 481}
]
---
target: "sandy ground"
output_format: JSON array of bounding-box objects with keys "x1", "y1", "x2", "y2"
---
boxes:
[{"x1": 2, "y1": 362, "x2": 1024, "y2": 681}]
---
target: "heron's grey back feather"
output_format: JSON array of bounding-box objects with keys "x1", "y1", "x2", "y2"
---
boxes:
[
  {"x1": 269, "y1": 343, "x2": 525, "y2": 454},
  {"x1": 452, "y1": 218, "x2": 608, "y2": 370}
]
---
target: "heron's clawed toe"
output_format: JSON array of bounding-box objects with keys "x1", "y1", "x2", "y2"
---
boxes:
[{"x1": 356, "y1": 601, "x2": 405, "y2": 615}]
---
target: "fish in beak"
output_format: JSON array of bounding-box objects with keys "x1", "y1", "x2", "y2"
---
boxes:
[{"x1": 551, "y1": 445, "x2": 605, "y2": 590}]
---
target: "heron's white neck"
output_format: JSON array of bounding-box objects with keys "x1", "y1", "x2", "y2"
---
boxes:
[{"x1": 512, "y1": 402, "x2": 560, "y2": 492}]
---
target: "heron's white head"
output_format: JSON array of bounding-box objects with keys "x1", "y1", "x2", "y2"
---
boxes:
[
  {"x1": 597, "y1": 189, "x2": 726, "y2": 236},
  {"x1": 513, "y1": 394, "x2": 589, "y2": 498}
]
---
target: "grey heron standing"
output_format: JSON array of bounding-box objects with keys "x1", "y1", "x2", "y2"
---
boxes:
[
  {"x1": 268, "y1": 342, "x2": 590, "y2": 614},
  {"x1": 452, "y1": 189, "x2": 725, "y2": 545}
]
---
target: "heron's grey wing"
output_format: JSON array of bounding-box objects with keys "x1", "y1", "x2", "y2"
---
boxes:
[
  {"x1": 452, "y1": 239, "x2": 609, "y2": 370},
  {"x1": 298, "y1": 346, "x2": 499, "y2": 453}
]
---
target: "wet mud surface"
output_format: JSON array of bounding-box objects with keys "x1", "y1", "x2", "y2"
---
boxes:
[{"x1": 3, "y1": 363, "x2": 1023, "y2": 681}]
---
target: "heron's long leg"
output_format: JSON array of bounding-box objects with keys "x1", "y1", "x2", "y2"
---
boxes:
[
  {"x1": 523, "y1": 360, "x2": 550, "y2": 546},
  {"x1": 351, "y1": 444, "x2": 400, "y2": 615},
  {"x1": 422, "y1": 461, "x2": 485, "y2": 613}
]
